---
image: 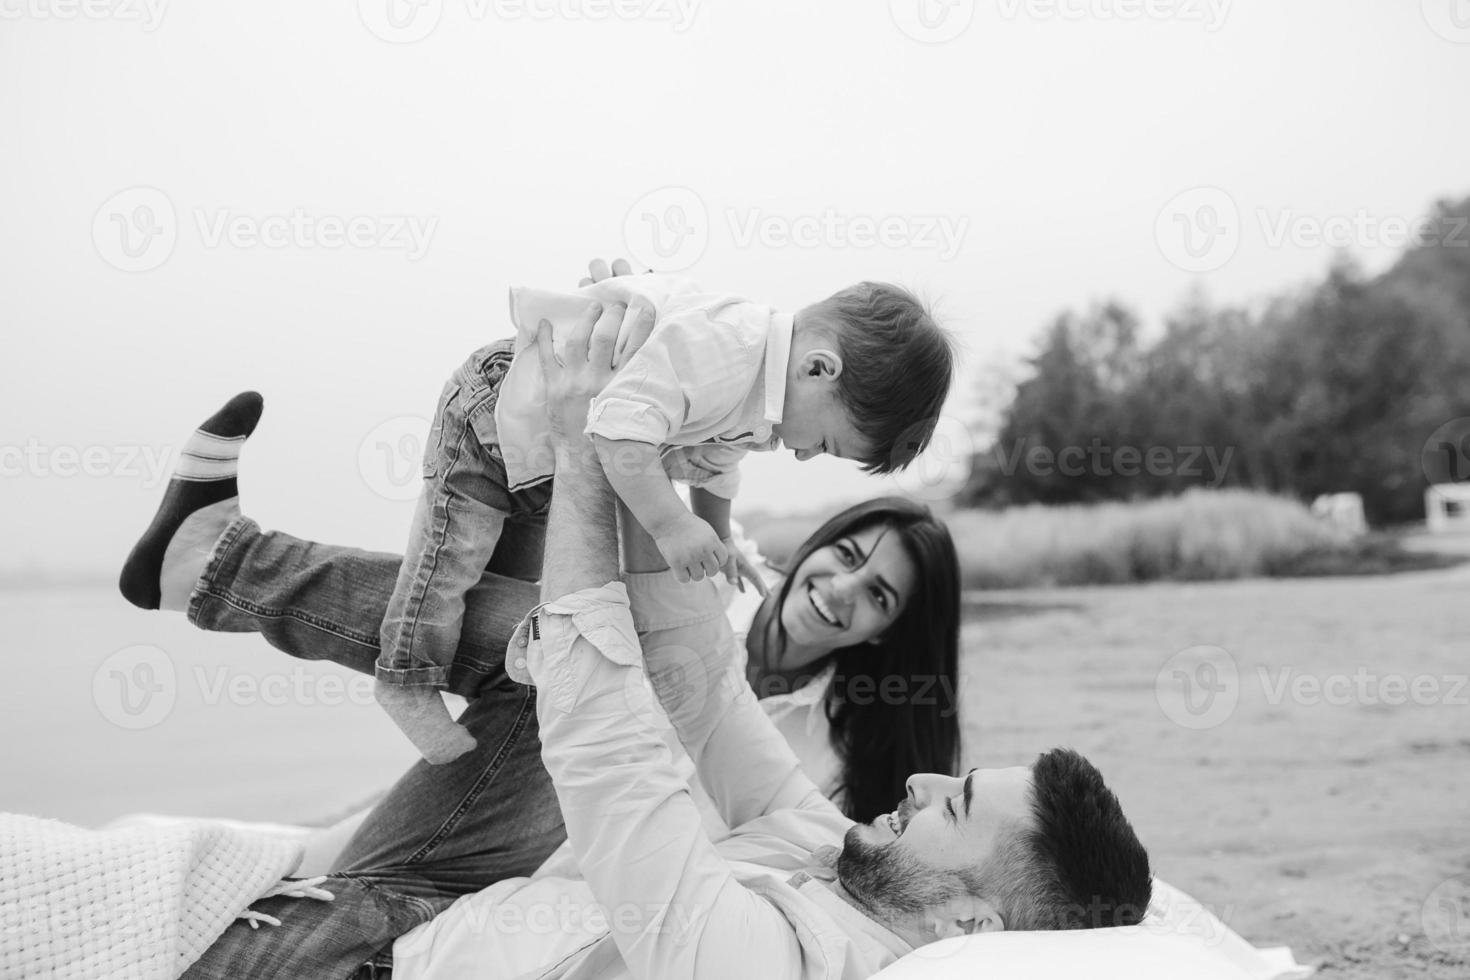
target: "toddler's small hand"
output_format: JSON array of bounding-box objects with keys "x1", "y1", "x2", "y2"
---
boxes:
[
  {"x1": 656, "y1": 517, "x2": 728, "y2": 584},
  {"x1": 720, "y1": 538, "x2": 770, "y2": 596}
]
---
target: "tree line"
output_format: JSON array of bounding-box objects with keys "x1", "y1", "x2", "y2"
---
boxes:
[{"x1": 960, "y1": 195, "x2": 1470, "y2": 525}]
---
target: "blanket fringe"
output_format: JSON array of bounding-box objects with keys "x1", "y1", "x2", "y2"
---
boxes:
[{"x1": 236, "y1": 875, "x2": 336, "y2": 929}]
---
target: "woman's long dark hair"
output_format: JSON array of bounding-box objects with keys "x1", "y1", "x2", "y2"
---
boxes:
[{"x1": 768, "y1": 497, "x2": 962, "y2": 823}]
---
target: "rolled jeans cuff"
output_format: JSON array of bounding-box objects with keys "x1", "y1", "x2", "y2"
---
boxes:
[
  {"x1": 374, "y1": 663, "x2": 452, "y2": 688},
  {"x1": 187, "y1": 513, "x2": 257, "y2": 629}
]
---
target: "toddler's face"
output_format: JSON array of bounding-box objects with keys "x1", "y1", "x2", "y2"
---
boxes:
[{"x1": 774, "y1": 386, "x2": 870, "y2": 463}]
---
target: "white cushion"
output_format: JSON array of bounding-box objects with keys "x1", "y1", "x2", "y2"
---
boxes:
[
  {"x1": 874, "y1": 880, "x2": 1314, "y2": 980},
  {"x1": 875, "y1": 928, "x2": 1252, "y2": 979}
]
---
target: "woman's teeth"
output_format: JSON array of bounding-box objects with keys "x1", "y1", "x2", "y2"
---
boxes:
[
  {"x1": 808, "y1": 584, "x2": 840, "y2": 627},
  {"x1": 886, "y1": 812, "x2": 901, "y2": 835}
]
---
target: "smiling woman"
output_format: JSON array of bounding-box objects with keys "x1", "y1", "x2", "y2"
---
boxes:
[{"x1": 744, "y1": 498, "x2": 963, "y2": 822}]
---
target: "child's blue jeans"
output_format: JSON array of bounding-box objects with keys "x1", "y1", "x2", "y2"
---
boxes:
[{"x1": 377, "y1": 340, "x2": 553, "y2": 690}]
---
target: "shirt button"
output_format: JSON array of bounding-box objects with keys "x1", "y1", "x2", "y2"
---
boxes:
[{"x1": 513, "y1": 657, "x2": 527, "y2": 670}]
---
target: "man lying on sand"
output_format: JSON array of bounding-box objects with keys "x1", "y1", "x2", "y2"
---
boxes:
[
  {"x1": 378, "y1": 302, "x2": 1153, "y2": 978},
  {"x1": 113, "y1": 281, "x2": 1151, "y2": 978}
]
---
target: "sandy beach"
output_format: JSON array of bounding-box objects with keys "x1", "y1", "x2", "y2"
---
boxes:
[{"x1": 6, "y1": 550, "x2": 1467, "y2": 978}]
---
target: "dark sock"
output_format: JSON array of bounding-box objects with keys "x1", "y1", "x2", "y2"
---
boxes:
[{"x1": 119, "y1": 391, "x2": 264, "y2": 610}]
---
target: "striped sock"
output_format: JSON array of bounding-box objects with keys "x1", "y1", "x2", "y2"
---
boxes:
[{"x1": 119, "y1": 392, "x2": 263, "y2": 610}]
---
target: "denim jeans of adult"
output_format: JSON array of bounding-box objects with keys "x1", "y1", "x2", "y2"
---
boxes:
[{"x1": 182, "y1": 514, "x2": 564, "y2": 979}]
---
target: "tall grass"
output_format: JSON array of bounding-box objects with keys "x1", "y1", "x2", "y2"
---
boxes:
[
  {"x1": 743, "y1": 489, "x2": 1364, "y2": 589},
  {"x1": 944, "y1": 489, "x2": 1349, "y2": 588}
]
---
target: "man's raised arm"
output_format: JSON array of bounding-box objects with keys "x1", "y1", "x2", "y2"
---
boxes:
[
  {"x1": 617, "y1": 504, "x2": 831, "y2": 829},
  {"x1": 512, "y1": 306, "x2": 816, "y2": 980}
]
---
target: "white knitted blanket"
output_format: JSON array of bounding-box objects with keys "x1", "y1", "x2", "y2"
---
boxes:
[{"x1": 1, "y1": 813, "x2": 312, "y2": 980}]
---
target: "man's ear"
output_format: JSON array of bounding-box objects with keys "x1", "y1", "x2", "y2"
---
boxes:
[
  {"x1": 798, "y1": 348, "x2": 843, "y2": 382},
  {"x1": 927, "y1": 895, "x2": 1005, "y2": 940}
]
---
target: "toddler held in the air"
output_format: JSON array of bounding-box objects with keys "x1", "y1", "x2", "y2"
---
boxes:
[{"x1": 376, "y1": 272, "x2": 955, "y2": 762}]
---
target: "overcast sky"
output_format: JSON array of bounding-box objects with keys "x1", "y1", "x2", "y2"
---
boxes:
[{"x1": 3, "y1": 0, "x2": 1469, "y2": 573}]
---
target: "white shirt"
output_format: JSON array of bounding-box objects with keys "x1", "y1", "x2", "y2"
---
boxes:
[
  {"x1": 391, "y1": 574, "x2": 910, "y2": 980},
  {"x1": 493, "y1": 274, "x2": 794, "y2": 499},
  {"x1": 714, "y1": 537, "x2": 843, "y2": 807},
  {"x1": 526, "y1": 534, "x2": 842, "y2": 872}
]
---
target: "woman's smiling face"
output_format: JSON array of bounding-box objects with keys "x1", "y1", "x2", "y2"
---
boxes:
[{"x1": 779, "y1": 522, "x2": 919, "y2": 650}]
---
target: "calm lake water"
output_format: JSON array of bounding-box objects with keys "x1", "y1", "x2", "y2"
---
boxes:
[{"x1": 1, "y1": 587, "x2": 420, "y2": 827}]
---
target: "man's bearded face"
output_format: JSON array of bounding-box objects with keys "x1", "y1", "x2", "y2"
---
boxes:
[{"x1": 837, "y1": 799, "x2": 961, "y2": 917}]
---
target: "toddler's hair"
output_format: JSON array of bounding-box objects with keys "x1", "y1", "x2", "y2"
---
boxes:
[{"x1": 809, "y1": 282, "x2": 955, "y2": 474}]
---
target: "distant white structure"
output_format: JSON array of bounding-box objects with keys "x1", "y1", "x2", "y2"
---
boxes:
[
  {"x1": 1311, "y1": 492, "x2": 1368, "y2": 537},
  {"x1": 1426, "y1": 484, "x2": 1470, "y2": 534}
]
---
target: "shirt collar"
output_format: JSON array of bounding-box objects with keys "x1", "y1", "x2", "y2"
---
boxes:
[
  {"x1": 796, "y1": 875, "x2": 913, "y2": 963},
  {"x1": 763, "y1": 310, "x2": 794, "y2": 424}
]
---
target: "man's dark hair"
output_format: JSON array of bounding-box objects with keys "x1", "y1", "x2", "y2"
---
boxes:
[
  {"x1": 971, "y1": 748, "x2": 1152, "y2": 931},
  {"x1": 808, "y1": 282, "x2": 954, "y2": 475}
]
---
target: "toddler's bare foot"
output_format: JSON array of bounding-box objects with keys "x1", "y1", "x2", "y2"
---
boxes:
[{"x1": 374, "y1": 680, "x2": 477, "y2": 764}]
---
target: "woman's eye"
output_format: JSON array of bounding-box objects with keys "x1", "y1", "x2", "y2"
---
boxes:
[
  {"x1": 871, "y1": 588, "x2": 888, "y2": 611},
  {"x1": 835, "y1": 543, "x2": 853, "y2": 563}
]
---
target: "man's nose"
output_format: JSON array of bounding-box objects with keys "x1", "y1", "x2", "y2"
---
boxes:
[{"x1": 905, "y1": 772, "x2": 952, "y2": 806}]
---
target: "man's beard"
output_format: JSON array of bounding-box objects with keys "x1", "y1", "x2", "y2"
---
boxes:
[{"x1": 836, "y1": 813, "x2": 958, "y2": 920}]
